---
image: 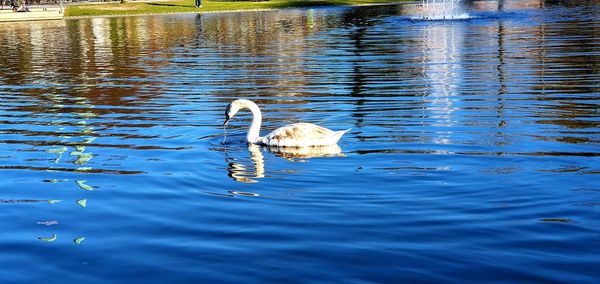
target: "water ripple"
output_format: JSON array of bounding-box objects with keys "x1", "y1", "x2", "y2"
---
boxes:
[{"x1": 0, "y1": 2, "x2": 599, "y2": 283}]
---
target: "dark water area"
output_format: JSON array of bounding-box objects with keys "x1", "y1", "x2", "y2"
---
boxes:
[{"x1": 0, "y1": 1, "x2": 599, "y2": 282}]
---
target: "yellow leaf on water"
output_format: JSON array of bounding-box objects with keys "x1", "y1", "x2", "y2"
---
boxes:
[
  {"x1": 76, "y1": 180, "x2": 93, "y2": 191},
  {"x1": 76, "y1": 199, "x2": 87, "y2": 208},
  {"x1": 79, "y1": 112, "x2": 96, "y2": 119},
  {"x1": 46, "y1": 147, "x2": 67, "y2": 154},
  {"x1": 73, "y1": 237, "x2": 85, "y2": 245},
  {"x1": 74, "y1": 153, "x2": 93, "y2": 165},
  {"x1": 38, "y1": 234, "x2": 57, "y2": 242}
]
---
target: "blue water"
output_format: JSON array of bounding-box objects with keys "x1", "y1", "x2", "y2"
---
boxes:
[{"x1": 1, "y1": 2, "x2": 599, "y2": 282}]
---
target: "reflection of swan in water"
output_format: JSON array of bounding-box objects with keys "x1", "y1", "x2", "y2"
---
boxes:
[
  {"x1": 266, "y1": 144, "x2": 344, "y2": 159},
  {"x1": 226, "y1": 144, "x2": 345, "y2": 183},
  {"x1": 223, "y1": 99, "x2": 350, "y2": 147},
  {"x1": 227, "y1": 144, "x2": 265, "y2": 183}
]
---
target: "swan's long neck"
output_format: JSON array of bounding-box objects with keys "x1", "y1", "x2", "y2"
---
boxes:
[{"x1": 242, "y1": 100, "x2": 262, "y2": 144}]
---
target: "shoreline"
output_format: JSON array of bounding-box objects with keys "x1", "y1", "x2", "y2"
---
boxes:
[
  {"x1": 0, "y1": 2, "x2": 407, "y2": 22},
  {"x1": 64, "y1": 2, "x2": 405, "y2": 20},
  {"x1": 65, "y1": 8, "x2": 277, "y2": 20},
  {"x1": 0, "y1": 7, "x2": 64, "y2": 22}
]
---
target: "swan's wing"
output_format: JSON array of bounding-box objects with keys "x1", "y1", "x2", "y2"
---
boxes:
[
  {"x1": 263, "y1": 123, "x2": 336, "y2": 146},
  {"x1": 266, "y1": 123, "x2": 334, "y2": 140}
]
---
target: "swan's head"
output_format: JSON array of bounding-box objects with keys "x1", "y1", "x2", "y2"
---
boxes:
[{"x1": 223, "y1": 101, "x2": 241, "y2": 126}]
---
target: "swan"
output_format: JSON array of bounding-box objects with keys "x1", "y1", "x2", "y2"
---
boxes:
[{"x1": 223, "y1": 99, "x2": 350, "y2": 147}]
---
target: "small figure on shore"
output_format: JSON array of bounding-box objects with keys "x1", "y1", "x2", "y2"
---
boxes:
[
  {"x1": 195, "y1": 0, "x2": 201, "y2": 8},
  {"x1": 16, "y1": 4, "x2": 29, "y2": 12},
  {"x1": 12, "y1": 0, "x2": 29, "y2": 12}
]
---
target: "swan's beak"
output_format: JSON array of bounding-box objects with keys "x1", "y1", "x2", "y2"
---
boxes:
[{"x1": 223, "y1": 115, "x2": 230, "y2": 126}]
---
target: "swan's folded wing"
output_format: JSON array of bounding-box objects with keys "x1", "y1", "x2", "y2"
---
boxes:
[{"x1": 264, "y1": 123, "x2": 335, "y2": 146}]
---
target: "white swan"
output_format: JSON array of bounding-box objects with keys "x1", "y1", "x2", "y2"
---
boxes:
[{"x1": 223, "y1": 99, "x2": 350, "y2": 147}]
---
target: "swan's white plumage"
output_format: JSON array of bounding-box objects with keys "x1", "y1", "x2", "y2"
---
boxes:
[
  {"x1": 258, "y1": 123, "x2": 349, "y2": 147},
  {"x1": 224, "y1": 99, "x2": 349, "y2": 147}
]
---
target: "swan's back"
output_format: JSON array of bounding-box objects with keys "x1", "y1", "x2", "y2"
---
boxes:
[{"x1": 259, "y1": 123, "x2": 349, "y2": 147}]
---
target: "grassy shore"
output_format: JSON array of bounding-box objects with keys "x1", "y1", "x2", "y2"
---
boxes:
[{"x1": 65, "y1": 0, "x2": 407, "y2": 17}]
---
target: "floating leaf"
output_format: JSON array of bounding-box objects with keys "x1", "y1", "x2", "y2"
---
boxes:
[
  {"x1": 38, "y1": 234, "x2": 57, "y2": 242},
  {"x1": 46, "y1": 147, "x2": 67, "y2": 154},
  {"x1": 76, "y1": 199, "x2": 87, "y2": 208},
  {"x1": 78, "y1": 111, "x2": 97, "y2": 119},
  {"x1": 70, "y1": 149, "x2": 93, "y2": 165},
  {"x1": 73, "y1": 237, "x2": 85, "y2": 245},
  {"x1": 76, "y1": 167, "x2": 92, "y2": 172},
  {"x1": 74, "y1": 153, "x2": 93, "y2": 165},
  {"x1": 76, "y1": 180, "x2": 94, "y2": 191},
  {"x1": 47, "y1": 200, "x2": 62, "y2": 204}
]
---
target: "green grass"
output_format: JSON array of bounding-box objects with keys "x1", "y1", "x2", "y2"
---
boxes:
[{"x1": 65, "y1": 0, "x2": 408, "y2": 17}]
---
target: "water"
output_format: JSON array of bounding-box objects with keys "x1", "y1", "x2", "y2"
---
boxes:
[{"x1": 1, "y1": 1, "x2": 599, "y2": 282}]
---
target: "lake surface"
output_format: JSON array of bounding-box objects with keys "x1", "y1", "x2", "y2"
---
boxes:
[{"x1": 1, "y1": 1, "x2": 599, "y2": 282}]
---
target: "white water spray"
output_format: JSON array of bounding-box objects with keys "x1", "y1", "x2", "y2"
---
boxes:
[{"x1": 421, "y1": 0, "x2": 470, "y2": 20}]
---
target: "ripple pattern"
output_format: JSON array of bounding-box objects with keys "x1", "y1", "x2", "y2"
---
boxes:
[{"x1": 0, "y1": 2, "x2": 599, "y2": 283}]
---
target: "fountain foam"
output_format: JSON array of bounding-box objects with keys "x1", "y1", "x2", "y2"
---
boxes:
[{"x1": 420, "y1": 0, "x2": 470, "y2": 20}]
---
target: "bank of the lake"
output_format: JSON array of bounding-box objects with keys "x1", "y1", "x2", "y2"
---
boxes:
[
  {"x1": 65, "y1": 0, "x2": 408, "y2": 17},
  {"x1": 0, "y1": 7, "x2": 64, "y2": 22}
]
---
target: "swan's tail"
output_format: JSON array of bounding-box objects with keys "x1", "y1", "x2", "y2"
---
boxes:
[{"x1": 333, "y1": 128, "x2": 351, "y2": 143}]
